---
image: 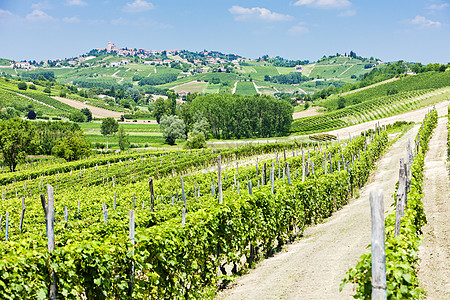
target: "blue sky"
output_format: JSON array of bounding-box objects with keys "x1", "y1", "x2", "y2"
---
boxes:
[{"x1": 0, "y1": 0, "x2": 449, "y2": 63}]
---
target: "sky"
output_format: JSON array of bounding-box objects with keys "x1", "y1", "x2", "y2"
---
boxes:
[{"x1": 0, "y1": 0, "x2": 449, "y2": 64}]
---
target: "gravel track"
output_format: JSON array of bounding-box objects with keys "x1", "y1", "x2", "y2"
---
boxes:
[
  {"x1": 217, "y1": 124, "x2": 421, "y2": 300},
  {"x1": 417, "y1": 117, "x2": 450, "y2": 299}
]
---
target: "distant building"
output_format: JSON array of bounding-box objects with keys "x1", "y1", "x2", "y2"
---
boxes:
[{"x1": 295, "y1": 65, "x2": 303, "y2": 73}]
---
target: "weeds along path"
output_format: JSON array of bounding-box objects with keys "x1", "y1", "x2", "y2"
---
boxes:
[
  {"x1": 218, "y1": 124, "x2": 421, "y2": 300},
  {"x1": 417, "y1": 117, "x2": 450, "y2": 298}
]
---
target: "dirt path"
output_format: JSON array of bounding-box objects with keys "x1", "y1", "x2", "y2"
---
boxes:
[
  {"x1": 417, "y1": 116, "x2": 450, "y2": 298},
  {"x1": 218, "y1": 124, "x2": 421, "y2": 300},
  {"x1": 253, "y1": 81, "x2": 261, "y2": 94},
  {"x1": 232, "y1": 81, "x2": 238, "y2": 94},
  {"x1": 52, "y1": 96, "x2": 124, "y2": 119}
]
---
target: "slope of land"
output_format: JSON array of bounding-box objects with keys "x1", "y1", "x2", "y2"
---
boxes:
[
  {"x1": 417, "y1": 117, "x2": 450, "y2": 298},
  {"x1": 52, "y1": 96, "x2": 124, "y2": 119},
  {"x1": 218, "y1": 125, "x2": 420, "y2": 300}
]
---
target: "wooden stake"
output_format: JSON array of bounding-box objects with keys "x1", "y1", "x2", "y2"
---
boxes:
[
  {"x1": 217, "y1": 156, "x2": 223, "y2": 204},
  {"x1": 370, "y1": 189, "x2": 387, "y2": 300},
  {"x1": 394, "y1": 159, "x2": 407, "y2": 236},
  {"x1": 19, "y1": 197, "x2": 25, "y2": 232}
]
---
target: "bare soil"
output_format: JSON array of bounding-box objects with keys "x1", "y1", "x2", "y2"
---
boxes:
[
  {"x1": 217, "y1": 124, "x2": 421, "y2": 300},
  {"x1": 417, "y1": 117, "x2": 450, "y2": 299},
  {"x1": 52, "y1": 96, "x2": 124, "y2": 119},
  {"x1": 293, "y1": 107, "x2": 323, "y2": 119}
]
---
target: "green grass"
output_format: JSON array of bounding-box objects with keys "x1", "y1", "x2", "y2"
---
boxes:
[{"x1": 235, "y1": 81, "x2": 257, "y2": 95}]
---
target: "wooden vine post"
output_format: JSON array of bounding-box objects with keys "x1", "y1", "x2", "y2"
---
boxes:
[
  {"x1": 218, "y1": 156, "x2": 223, "y2": 204},
  {"x1": 370, "y1": 189, "x2": 387, "y2": 299},
  {"x1": 149, "y1": 177, "x2": 155, "y2": 212},
  {"x1": 394, "y1": 159, "x2": 407, "y2": 236},
  {"x1": 129, "y1": 210, "x2": 135, "y2": 297},
  {"x1": 19, "y1": 197, "x2": 25, "y2": 232},
  {"x1": 46, "y1": 184, "x2": 57, "y2": 300}
]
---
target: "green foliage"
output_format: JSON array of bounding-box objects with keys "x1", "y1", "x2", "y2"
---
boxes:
[
  {"x1": 52, "y1": 131, "x2": 91, "y2": 161},
  {"x1": 20, "y1": 69, "x2": 55, "y2": 81},
  {"x1": 69, "y1": 110, "x2": 86, "y2": 123},
  {"x1": 152, "y1": 97, "x2": 172, "y2": 123},
  {"x1": 0, "y1": 118, "x2": 38, "y2": 171},
  {"x1": 291, "y1": 90, "x2": 432, "y2": 134},
  {"x1": 191, "y1": 94, "x2": 293, "y2": 139},
  {"x1": 160, "y1": 115, "x2": 186, "y2": 145},
  {"x1": 59, "y1": 89, "x2": 67, "y2": 97},
  {"x1": 101, "y1": 117, "x2": 119, "y2": 150},
  {"x1": 138, "y1": 73, "x2": 178, "y2": 86},
  {"x1": 80, "y1": 108, "x2": 92, "y2": 122},
  {"x1": 341, "y1": 109, "x2": 438, "y2": 299},
  {"x1": 270, "y1": 72, "x2": 308, "y2": 84},
  {"x1": 184, "y1": 131, "x2": 206, "y2": 149},
  {"x1": 43, "y1": 87, "x2": 51, "y2": 94},
  {"x1": 17, "y1": 82, "x2": 27, "y2": 90},
  {"x1": 235, "y1": 81, "x2": 257, "y2": 96},
  {"x1": 34, "y1": 121, "x2": 81, "y2": 155},
  {"x1": 27, "y1": 110, "x2": 36, "y2": 120},
  {"x1": 117, "y1": 126, "x2": 130, "y2": 151},
  {"x1": 337, "y1": 96, "x2": 345, "y2": 109},
  {"x1": 100, "y1": 117, "x2": 119, "y2": 137}
]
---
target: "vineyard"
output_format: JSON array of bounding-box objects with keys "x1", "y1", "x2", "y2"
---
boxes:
[
  {"x1": 341, "y1": 109, "x2": 438, "y2": 298},
  {"x1": 291, "y1": 87, "x2": 449, "y2": 134},
  {"x1": 0, "y1": 121, "x2": 391, "y2": 298}
]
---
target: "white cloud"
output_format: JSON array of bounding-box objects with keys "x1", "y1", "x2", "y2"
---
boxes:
[
  {"x1": 26, "y1": 9, "x2": 55, "y2": 21},
  {"x1": 67, "y1": 0, "x2": 87, "y2": 6},
  {"x1": 288, "y1": 24, "x2": 309, "y2": 35},
  {"x1": 229, "y1": 6, "x2": 293, "y2": 22},
  {"x1": 339, "y1": 9, "x2": 356, "y2": 16},
  {"x1": 294, "y1": 0, "x2": 351, "y2": 9},
  {"x1": 63, "y1": 16, "x2": 80, "y2": 23},
  {"x1": 31, "y1": 1, "x2": 52, "y2": 10},
  {"x1": 427, "y1": 3, "x2": 449, "y2": 10},
  {"x1": 123, "y1": 0, "x2": 154, "y2": 13},
  {"x1": 0, "y1": 9, "x2": 13, "y2": 17},
  {"x1": 410, "y1": 15, "x2": 441, "y2": 28}
]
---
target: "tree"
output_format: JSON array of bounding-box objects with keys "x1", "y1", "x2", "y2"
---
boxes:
[
  {"x1": 27, "y1": 110, "x2": 36, "y2": 120},
  {"x1": 100, "y1": 117, "x2": 119, "y2": 150},
  {"x1": 337, "y1": 97, "x2": 346, "y2": 109},
  {"x1": 159, "y1": 115, "x2": 186, "y2": 145},
  {"x1": 80, "y1": 108, "x2": 92, "y2": 122},
  {"x1": 184, "y1": 132, "x2": 206, "y2": 149},
  {"x1": 52, "y1": 131, "x2": 91, "y2": 161},
  {"x1": 18, "y1": 82, "x2": 27, "y2": 90},
  {"x1": 192, "y1": 117, "x2": 210, "y2": 139},
  {"x1": 153, "y1": 97, "x2": 170, "y2": 123},
  {"x1": 69, "y1": 111, "x2": 86, "y2": 122},
  {"x1": 59, "y1": 89, "x2": 67, "y2": 97},
  {"x1": 43, "y1": 87, "x2": 51, "y2": 94},
  {"x1": 126, "y1": 87, "x2": 140, "y2": 103},
  {"x1": 117, "y1": 125, "x2": 129, "y2": 150},
  {"x1": 0, "y1": 118, "x2": 38, "y2": 171}
]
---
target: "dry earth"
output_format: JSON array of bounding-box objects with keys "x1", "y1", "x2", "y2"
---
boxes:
[
  {"x1": 293, "y1": 107, "x2": 323, "y2": 119},
  {"x1": 52, "y1": 96, "x2": 123, "y2": 119},
  {"x1": 417, "y1": 117, "x2": 450, "y2": 299},
  {"x1": 217, "y1": 124, "x2": 421, "y2": 300},
  {"x1": 52, "y1": 96, "x2": 158, "y2": 124}
]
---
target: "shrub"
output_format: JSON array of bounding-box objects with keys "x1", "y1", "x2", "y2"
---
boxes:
[{"x1": 18, "y1": 82, "x2": 27, "y2": 90}]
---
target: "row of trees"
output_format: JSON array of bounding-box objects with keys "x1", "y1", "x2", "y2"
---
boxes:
[
  {"x1": 189, "y1": 94, "x2": 293, "y2": 139},
  {"x1": 0, "y1": 118, "x2": 91, "y2": 171}
]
